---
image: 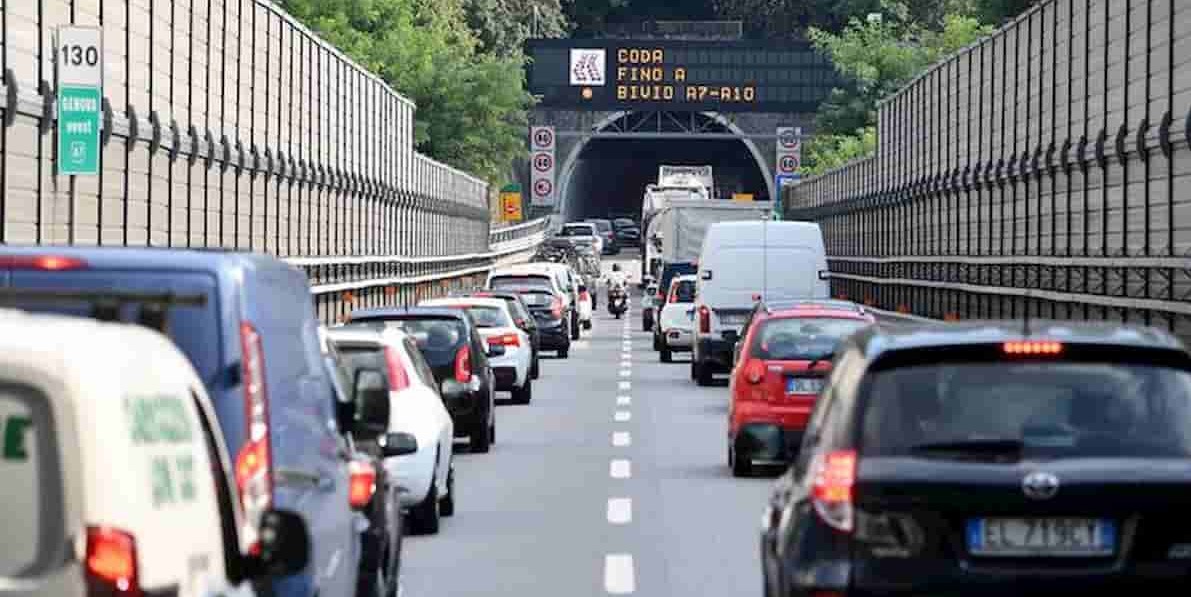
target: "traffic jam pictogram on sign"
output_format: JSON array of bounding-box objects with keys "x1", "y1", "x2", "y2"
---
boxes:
[
  {"x1": 533, "y1": 152, "x2": 554, "y2": 172},
  {"x1": 533, "y1": 179, "x2": 553, "y2": 197},
  {"x1": 778, "y1": 154, "x2": 799, "y2": 174}
]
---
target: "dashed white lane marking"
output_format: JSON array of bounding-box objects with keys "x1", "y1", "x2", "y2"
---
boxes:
[
  {"x1": 604, "y1": 554, "x2": 635, "y2": 594},
  {"x1": 618, "y1": 381, "x2": 631, "y2": 390},
  {"x1": 617, "y1": 395, "x2": 631, "y2": 405},
  {"x1": 573, "y1": 341, "x2": 591, "y2": 350},
  {"x1": 614, "y1": 410, "x2": 631, "y2": 422},
  {"x1": 612, "y1": 431, "x2": 631, "y2": 446},
  {"x1": 622, "y1": 341, "x2": 632, "y2": 349},
  {"x1": 619, "y1": 369, "x2": 632, "y2": 377},
  {"x1": 607, "y1": 498, "x2": 633, "y2": 524},
  {"x1": 610, "y1": 459, "x2": 632, "y2": 479}
]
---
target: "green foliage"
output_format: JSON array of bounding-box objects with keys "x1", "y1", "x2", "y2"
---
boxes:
[
  {"x1": 803, "y1": 127, "x2": 877, "y2": 177},
  {"x1": 281, "y1": 0, "x2": 534, "y2": 185},
  {"x1": 464, "y1": 0, "x2": 569, "y2": 57}
]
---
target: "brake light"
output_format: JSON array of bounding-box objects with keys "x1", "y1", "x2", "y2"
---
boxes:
[
  {"x1": 550, "y1": 296, "x2": 564, "y2": 318},
  {"x1": 1003, "y1": 340, "x2": 1063, "y2": 355},
  {"x1": 744, "y1": 360, "x2": 765, "y2": 385},
  {"x1": 811, "y1": 449, "x2": 856, "y2": 533},
  {"x1": 236, "y1": 322, "x2": 272, "y2": 549},
  {"x1": 383, "y1": 346, "x2": 410, "y2": 391},
  {"x1": 698, "y1": 305, "x2": 710, "y2": 334},
  {"x1": 348, "y1": 460, "x2": 377, "y2": 510},
  {"x1": 668, "y1": 287, "x2": 678, "y2": 303},
  {"x1": 86, "y1": 526, "x2": 141, "y2": 596},
  {"x1": 0, "y1": 255, "x2": 88, "y2": 270},
  {"x1": 487, "y1": 333, "x2": 521, "y2": 347},
  {"x1": 454, "y1": 344, "x2": 472, "y2": 383},
  {"x1": 580, "y1": 289, "x2": 590, "y2": 302}
]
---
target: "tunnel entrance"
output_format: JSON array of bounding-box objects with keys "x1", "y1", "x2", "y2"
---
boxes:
[{"x1": 558, "y1": 111, "x2": 770, "y2": 222}]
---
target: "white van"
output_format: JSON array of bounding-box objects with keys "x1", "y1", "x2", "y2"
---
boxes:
[
  {"x1": 691, "y1": 221, "x2": 829, "y2": 385},
  {"x1": 0, "y1": 306, "x2": 308, "y2": 597}
]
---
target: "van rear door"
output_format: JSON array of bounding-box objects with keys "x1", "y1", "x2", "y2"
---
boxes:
[{"x1": 702, "y1": 245, "x2": 824, "y2": 309}]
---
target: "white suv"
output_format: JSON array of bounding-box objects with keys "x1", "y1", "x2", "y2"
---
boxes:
[{"x1": 656, "y1": 274, "x2": 697, "y2": 363}]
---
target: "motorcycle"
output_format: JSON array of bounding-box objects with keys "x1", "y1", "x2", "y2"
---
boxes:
[{"x1": 608, "y1": 287, "x2": 628, "y2": 319}]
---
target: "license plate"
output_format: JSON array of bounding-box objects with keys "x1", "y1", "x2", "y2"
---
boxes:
[
  {"x1": 719, "y1": 314, "x2": 747, "y2": 325},
  {"x1": 967, "y1": 518, "x2": 1116, "y2": 557},
  {"x1": 786, "y1": 377, "x2": 823, "y2": 394}
]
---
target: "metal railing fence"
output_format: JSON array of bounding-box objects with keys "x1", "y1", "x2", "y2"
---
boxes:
[{"x1": 786, "y1": 0, "x2": 1191, "y2": 338}]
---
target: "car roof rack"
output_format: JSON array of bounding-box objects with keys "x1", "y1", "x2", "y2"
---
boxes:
[{"x1": 0, "y1": 288, "x2": 207, "y2": 334}]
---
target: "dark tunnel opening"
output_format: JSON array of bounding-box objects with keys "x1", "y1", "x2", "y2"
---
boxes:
[{"x1": 559, "y1": 114, "x2": 769, "y2": 223}]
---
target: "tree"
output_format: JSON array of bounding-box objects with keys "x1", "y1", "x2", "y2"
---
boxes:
[
  {"x1": 281, "y1": 0, "x2": 534, "y2": 185},
  {"x1": 464, "y1": 0, "x2": 569, "y2": 57},
  {"x1": 803, "y1": 127, "x2": 877, "y2": 176}
]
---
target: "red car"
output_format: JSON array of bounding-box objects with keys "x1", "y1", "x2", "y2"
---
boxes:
[{"x1": 728, "y1": 300, "x2": 875, "y2": 476}]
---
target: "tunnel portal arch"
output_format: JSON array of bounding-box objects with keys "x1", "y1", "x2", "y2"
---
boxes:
[{"x1": 556, "y1": 111, "x2": 774, "y2": 222}]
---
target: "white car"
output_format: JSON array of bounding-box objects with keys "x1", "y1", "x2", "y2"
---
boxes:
[
  {"x1": 0, "y1": 307, "x2": 308, "y2": 597},
  {"x1": 657, "y1": 274, "x2": 698, "y2": 363},
  {"x1": 420, "y1": 297, "x2": 535, "y2": 404},
  {"x1": 489, "y1": 262, "x2": 583, "y2": 341},
  {"x1": 577, "y1": 280, "x2": 594, "y2": 330},
  {"x1": 558, "y1": 222, "x2": 604, "y2": 254},
  {"x1": 328, "y1": 326, "x2": 456, "y2": 535}
]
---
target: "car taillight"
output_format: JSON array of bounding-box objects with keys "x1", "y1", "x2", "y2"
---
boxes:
[
  {"x1": 0, "y1": 255, "x2": 88, "y2": 270},
  {"x1": 348, "y1": 460, "x2": 377, "y2": 510},
  {"x1": 698, "y1": 305, "x2": 710, "y2": 334},
  {"x1": 488, "y1": 333, "x2": 520, "y2": 347},
  {"x1": 744, "y1": 360, "x2": 765, "y2": 385},
  {"x1": 236, "y1": 322, "x2": 272, "y2": 550},
  {"x1": 580, "y1": 290, "x2": 590, "y2": 302},
  {"x1": 811, "y1": 449, "x2": 856, "y2": 533},
  {"x1": 550, "y1": 297, "x2": 564, "y2": 318},
  {"x1": 86, "y1": 526, "x2": 141, "y2": 596},
  {"x1": 454, "y1": 344, "x2": 472, "y2": 383},
  {"x1": 1003, "y1": 340, "x2": 1063, "y2": 355},
  {"x1": 383, "y1": 346, "x2": 410, "y2": 391}
]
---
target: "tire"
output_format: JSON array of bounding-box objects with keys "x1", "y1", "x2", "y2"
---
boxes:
[
  {"x1": 614, "y1": 312, "x2": 622, "y2": 320},
  {"x1": 530, "y1": 357, "x2": 540, "y2": 380},
  {"x1": 694, "y1": 359, "x2": 713, "y2": 386},
  {"x1": 642, "y1": 315, "x2": 652, "y2": 333},
  {"x1": 570, "y1": 313, "x2": 581, "y2": 339},
  {"x1": 470, "y1": 409, "x2": 491, "y2": 453},
  {"x1": 731, "y1": 444, "x2": 751, "y2": 477},
  {"x1": 408, "y1": 474, "x2": 441, "y2": 535},
  {"x1": 660, "y1": 348, "x2": 672, "y2": 363},
  {"x1": 512, "y1": 377, "x2": 532, "y2": 405},
  {"x1": 558, "y1": 347, "x2": 569, "y2": 359},
  {"x1": 440, "y1": 463, "x2": 455, "y2": 517},
  {"x1": 690, "y1": 357, "x2": 697, "y2": 380},
  {"x1": 653, "y1": 332, "x2": 662, "y2": 352}
]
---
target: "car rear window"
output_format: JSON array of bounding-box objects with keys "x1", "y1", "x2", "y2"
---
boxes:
[
  {"x1": 560, "y1": 226, "x2": 594, "y2": 237},
  {"x1": 670, "y1": 280, "x2": 696, "y2": 303},
  {"x1": 457, "y1": 305, "x2": 510, "y2": 328},
  {"x1": 353, "y1": 317, "x2": 465, "y2": 367},
  {"x1": 859, "y1": 361, "x2": 1191, "y2": 458},
  {"x1": 336, "y1": 346, "x2": 387, "y2": 380},
  {"x1": 490, "y1": 276, "x2": 553, "y2": 292},
  {"x1": 518, "y1": 291, "x2": 556, "y2": 309},
  {"x1": 0, "y1": 384, "x2": 60, "y2": 578},
  {"x1": 749, "y1": 317, "x2": 869, "y2": 361}
]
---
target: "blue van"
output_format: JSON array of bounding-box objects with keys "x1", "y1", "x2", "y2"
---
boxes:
[{"x1": 0, "y1": 247, "x2": 361, "y2": 597}]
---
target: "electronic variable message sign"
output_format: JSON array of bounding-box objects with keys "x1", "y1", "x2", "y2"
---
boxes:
[{"x1": 526, "y1": 39, "x2": 843, "y2": 113}]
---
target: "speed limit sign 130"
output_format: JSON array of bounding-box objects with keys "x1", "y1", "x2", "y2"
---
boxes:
[{"x1": 56, "y1": 26, "x2": 103, "y2": 176}]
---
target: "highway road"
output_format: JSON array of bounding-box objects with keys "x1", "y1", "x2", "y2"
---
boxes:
[{"x1": 400, "y1": 253, "x2": 771, "y2": 597}]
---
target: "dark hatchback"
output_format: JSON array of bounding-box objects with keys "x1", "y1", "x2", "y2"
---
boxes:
[
  {"x1": 762, "y1": 321, "x2": 1191, "y2": 596},
  {"x1": 487, "y1": 276, "x2": 572, "y2": 359},
  {"x1": 348, "y1": 306, "x2": 499, "y2": 453},
  {"x1": 465, "y1": 290, "x2": 542, "y2": 379},
  {"x1": 613, "y1": 218, "x2": 640, "y2": 246}
]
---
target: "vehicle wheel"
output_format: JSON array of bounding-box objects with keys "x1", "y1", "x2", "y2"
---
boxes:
[
  {"x1": 615, "y1": 312, "x2": 622, "y2": 320},
  {"x1": 470, "y1": 411, "x2": 491, "y2": 453},
  {"x1": 408, "y1": 474, "x2": 441, "y2": 535},
  {"x1": 531, "y1": 357, "x2": 540, "y2": 380},
  {"x1": 690, "y1": 357, "x2": 697, "y2": 380},
  {"x1": 653, "y1": 333, "x2": 662, "y2": 351},
  {"x1": 440, "y1": 463, "x2": 455, "y2": 517},
  {"x1": 731, "y1": 445, "x2": 751, "y2": 477},
  {"x1": 660, "y1": 348, "x2": 672, "y2": 363},
  {"x1": 642, "y1": 316, "x2": 652, "y2": 333},
  {"x1": 694, "y1": 360, "x2": 713, "y2": 386},
  {"x1": 513, "y1": 377, "x2": 532, "y2": 405},
  {"x1": 570, "y1": 314, "x2": 581, "y2": 339},
  {"x1": 558, "y1": 347, "x2": 569, "y2": 358},
  {"x1": 583, "y1": 320, "x2": 592, "y2": 330}
]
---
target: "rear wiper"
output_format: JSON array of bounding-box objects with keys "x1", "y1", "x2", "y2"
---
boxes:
[
  {"x1": 909, "y1": 438, "x2": 1025, "y2": 455},
  {"x1": 805, "y1": 352, "x2": 834, "y2": 369}
]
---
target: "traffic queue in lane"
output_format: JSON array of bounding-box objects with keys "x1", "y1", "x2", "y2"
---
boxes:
[
  {"x1": 0, "y1": 246, "x2": 598, "y2": 597},
  {"x1": 641, "y1": 219, "x2": 1191, "y2": 594}
]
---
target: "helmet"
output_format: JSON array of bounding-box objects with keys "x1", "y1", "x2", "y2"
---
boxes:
[{"x1": 612, "y1": 264, "x2": 621, "y2": 272}]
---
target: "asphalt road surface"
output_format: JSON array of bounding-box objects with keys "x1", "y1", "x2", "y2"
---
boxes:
[{"x1": 400, "y1": 252, "x2": 771, "y2": 596}]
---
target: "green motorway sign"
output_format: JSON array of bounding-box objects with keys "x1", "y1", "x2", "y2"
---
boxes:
[{"x1": 57, "y1": 86, "x2": 101, "y2": 175}]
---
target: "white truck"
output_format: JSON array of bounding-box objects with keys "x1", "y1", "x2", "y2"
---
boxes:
[{"x1": 642, "y1": 197, "x2": 775, "y2": 287}]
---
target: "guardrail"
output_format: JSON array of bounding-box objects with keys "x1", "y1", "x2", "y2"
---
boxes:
[
  {"x1": 786, "y1": 0, "x2": 1191, "y2": 341},
  {"x1": 295, "y1": 218, "x2": 549, "y2": 323}
]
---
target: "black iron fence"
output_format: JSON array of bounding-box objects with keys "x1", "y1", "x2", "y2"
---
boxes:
[{"x1": 786, "y1": 0, "x2": 1191, "y2": 338}]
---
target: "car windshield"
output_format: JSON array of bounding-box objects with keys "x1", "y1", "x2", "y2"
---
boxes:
[
  {"x1": 490, "y1": 275, "x2": 553, "y2": 292},
  {"x1": 614, "y1": 219, "x2": 635, "y2": 228},
  {"x1": 559, "y1": 226, "x2": 594, "y2": 237},
  {"x1": 590, "y1": 221, "x2": 612, "y2": 233},
  {"x1": 670, "y1": 280, "x2": 696, "y2": 303},
  {"x1": 749, "y1": 317, "x2": 869, "y2": 361},
  {"x1": 860, "y1": 362, "x2": 1191, "y2": 458},
  {"x1": 454, "y1": 305, "x2": 510, "y2": 328}
]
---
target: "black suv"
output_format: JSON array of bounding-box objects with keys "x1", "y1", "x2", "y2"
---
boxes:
[
  {"x1": 762, "y1": 321, "x2": 1191, "y2": 595},
  {"x1": 348, "y1": 306, "x2": 499, "y2": 453}
]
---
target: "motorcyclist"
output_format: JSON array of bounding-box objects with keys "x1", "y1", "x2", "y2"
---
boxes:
[{"x1": 603, "y1": 264, "x2": 629, "y2": 294}]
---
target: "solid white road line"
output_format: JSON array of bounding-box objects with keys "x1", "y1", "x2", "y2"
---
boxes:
[
  {"x1": 607, "y1": 498, "x2": 633, "y2": 524},
  {"x1": 618, "y1": 381, "x2": 631, "y2": 390},
  {"x1": 614, "y1": 410, "x2": 631, "y2": 422},
  {"x1": 604, "y1": 554, "x2": 635, "y2": 594},
  {"x1": 612, "y1": 431, "x2": 631, "y2": 446},
  {"x1": 610, "y1": 459, "x2": 632, "y2": 479},
  {"x1": 617, "y1": 395, "x2": 631, "y2": 405}
]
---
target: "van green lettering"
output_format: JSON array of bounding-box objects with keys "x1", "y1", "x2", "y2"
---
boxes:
[
  {"x1": 150, "y1": 456, "x2": 175, "y2": 507},
  {"x1": 2, "y1": 416, "x2": 32, "y2": 461},
  {"x1": 126, "y1": 396, "x2": 192, "y2": 445},
  {"x1": 175, "y1": 454, "x2": 196, "y2": 502}
]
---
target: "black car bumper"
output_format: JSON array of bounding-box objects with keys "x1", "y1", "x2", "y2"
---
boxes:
[
  {"x1": 537, "y1": 322, "x2": 571, "y2": 351},
  {"x1": 734, "y1": 424, "x2": 803, "y2": 466},
  {"x1": 446, "y1": 389, "x2": 486, "y2": 430},
  {"x1": 696, "y1": 337, "x2": 734, "y2": 372},
  {"x1": 493, "y1": 366, "x2": 517, "y2": 390}
]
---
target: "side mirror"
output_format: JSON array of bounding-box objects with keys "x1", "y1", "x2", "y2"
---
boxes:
[
  {"x1": 353, "y1": 369, "x2": 390, "y2": 438},
  {"x1": 440, "y1": 379, "x2": 468, "y2": 402},
  {"x1": 487, "y1": 344, "x2": 506, "y2": 357},
  {"x1": 701, "y1": 270, "x2": 712, "y2": 281},
  {"x1": 817, "y1": 270, "x2": 830, "y2": 280},
  {"x1": 380, "y1": 431, "x2": 418, "y2": 457},
  {"x1": 244, "y1": 509, "x2": 311, "y2": 578}
]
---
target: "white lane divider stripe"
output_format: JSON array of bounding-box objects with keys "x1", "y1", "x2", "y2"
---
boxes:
[
  {"x1": 619, "y1": 369, "x2": 632, "y2": 377},
  {"x1": 612, "y1": 431, "x2": 631, "y2": 446},
  {"x1": 614, "y1": 410, "x2": 631, "y2": 422},
  {"x1": 607, "y1": 498, "x2": 632, "y2": 524},
  {"x1": 618, "y1": 381, "x2": 631, "y2": 390},
  {"x1": 617, "y1": 395, "x2": 631, "y2": 405},
  {"x1": 610, "y1": 459, "x2": 632, "y2": 479},
  {"x1": 604, "y1": 554, "x2": 635, "y2": 594}
]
